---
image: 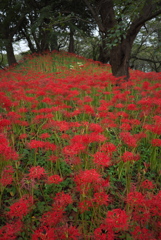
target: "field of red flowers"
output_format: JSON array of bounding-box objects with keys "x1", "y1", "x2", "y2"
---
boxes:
[{"x1": 0, "y1": 50, "x2": 161, "y2": 239}]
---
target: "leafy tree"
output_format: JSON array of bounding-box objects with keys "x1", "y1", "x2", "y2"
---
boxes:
[
  {"x1": 130, "y1": 17, "x2": 161, "y2": 72},
  {"x1": 0, "y1": 0, "x2": 27, "y2": 65},
  {"x1": 82, "y1": 0, "x2": 161, "y2": 79}
]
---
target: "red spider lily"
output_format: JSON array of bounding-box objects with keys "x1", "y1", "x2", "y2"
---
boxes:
[
  {"x1": 0, "y1": 165, "x2": 14, "y2": 187},
  {"x1": 93, "y1": 151, "x2": 111, "y2": 167},
  {"x1": 63, "y1": 142, "x2": 86, "y2": 156},
  {"x1": 0, "y1": 92, "x2": 12, "y2": 110},
  {"x1": 39, "y1": 133, "x2": 51, "y2": 139},
  {"x1": 19, "y1": 133, "x2": 28, "y2": 139},
  {"x1": 147, "y1": 190, "x2": 161, "y2": 217},
  {"x1": 122, "y1": 151, "x2": 140, "y2": 162},
  {"x1": 120, "y1": 123, "x2": 132, "y2": 131},
  {"x1": 78, "y1": 199, "x2": 93, "y2": 213},
  {"x1": 53, "y1": 191, "x2": 73, "y2": 209},
  {"x1": 99, "y1": 142, "x2": 117, "y2": 155},
  {"x1": 0, "y1": 119, "x2": 11, "y2": 130},
  {"x1": 47, "y1": 155, "x2": 58, "y2": 162},
  {"x1": 105, "y1": 209, "x2": 129, "y2": 232},
  {"x1": 144, "y1": 124, "x2": 161, "y2": 135},
  {"x1": 56, "y1": 225, "x2": 81, "y2": 240},
  {"x1": 126, "y1": 191, "x2": 145, "y2": 206},
  {"x1": 74, "y1": 169, "x2": 102, "y2": 194},
  {"x1": 32, "y1": 226, "x2": 56, "y2": 240},
  {"x1": 0, "y1": 134, "x2": 19, "y2": 161},
  {"x1": 27, "y1": 140, "x2": 56, "y2": 151},
  {"x1": 120, "y1": 131, "x2": 137, "y2": 148},
  {"x1": 140, "y1": 179, "x2": 154, "y2": 190},
  {"x1": 151, "y1": 139, "x2": 161, "y2": 147},
  {"x1": 28, "y1": 166, "x2": 46, "y2": 180},
  {"x1": 89, "y1": 123, "x2": 103, "y2": 133},
  {"x1": 81, "y1": 104, "x2": 95, "y2": 115},
  {"x1": 8, "y1": 195, "x2": 33, "y2": 219},
  {"x1": 131, "y1": 226, "x2": 156, "y2": 240},
  {"x1": 46, "y1": 175, "x2": 63, "y2": 184},
  {"x1": 92, "y1": 191, "x2": 109, "y2": 206},
  {"x1": 126, "y1": 103, "x2": 138, "y2": 111},
  {"x1": 40, "y1": 209, "x2": 64, "y2": 227},
  {"x1": 0, "y1": 219, "x2": 23, "y2": 240},
  {"x1": 94, "y1": 226, "x2": 115, "y2": 240}
]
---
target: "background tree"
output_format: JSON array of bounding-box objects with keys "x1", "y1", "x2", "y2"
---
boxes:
[
  {"x1": 130, "y1": 17, "x2": 161, "y2": 72},
  {"x1": 82, "y1": 0, "x2": 161, "y2": 78}
]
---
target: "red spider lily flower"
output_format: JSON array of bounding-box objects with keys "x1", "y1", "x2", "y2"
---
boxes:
[
  {"x1": 133, "y1": 132, "x2": 147, "y2": 141},
  {"x1": 0, "y1": 119, "x2": 11, "y2": 130},
  {"x1": 40, "y1": 209, "x2": 64, "y2": 227},
  {"x1": 122, "y1": 151, "x2": 140, "y2": 162},
  {"x1": 78, "y1": 199, "x2": 93, "y2": 213},
  {"x1": 0, "y1": 92, "x2": 12, "y2": 110},
  {"x1": 0, "y1": 219, "x2": 23, "y2": 240},
  {"x1": 89, "y1": 133, "x2": 106, "y2": 143},
  {"x1": 8, "y1": 195, "x2": 33, "y2": 219},
  {"x1": 120, "y1": 131, "x2": 137, "y2": 148},
  {"x1": 93, "y1": 191, "x2": 109, "y2": 206},
  {"x1": 93, "y1": 151, "x2": 111, "y2": 167},
  {"x1": 63, "y1": 142, "x2": 86, "y2": 156},
  {"x1": 64, "y1": 156, "x2": 81, "y2": 166},
  {"x1": 53, "y1": 191, "x2": 73, "y2": 209},
  {"x1": 0, "y1": 134, "x2": 19, "y2": 161},
  {"x1": 100, "y1": 143, "x2": 117, "y2": 155},
  {"x1": 28, "y1": 166, "x2": 46, "y2": 180},
  {"x1": 32, "y1": 226, "x2": 56, "y2": 240},
  {"x1": 46, "y1": 175, "x2": 63, "y2": 184},
  {"x1": 127, "y1": 103, "x2": 138, "y2": 111},
  {"x1": 57, "y1": 225, "x2": 81, "y2": 240},
  {"x1": 151, "y1": 139, "x2": 161, "y2": 147},
  {"x1": 27, "y1": 140, "x2": 45, "y2": 149},
  {"x1": 120, "y1": 123, "x2": 132, "y2": 131},
  {"x1": 131, "y1": 226, "x2": 156, "y2": 240},
  {"x1": 74, "y1": 169, "x2": 101, "y2": 194},
  {"x1": 54, "y1": 120, "x2": 70, "y2": 131},
  {"x1": 140, "y1": 179, "x2": 154, "y2": 190},
  {"x1": 47, "y1": 155, "x2": 58, "y2": 162},
  {"x1": 94, "y1": 225, "x2": 115, "y2": 240},
  {"x1": 43, "y1": 141, "x2": 56, "y2": 151},
  {"x1": 82, "y1": 104, "x2": 95, "y2": 115},
  {"x1": 27, "y1": 140, "x2": 56, "y2": 151},
  {"x1": 105, "y1": 209, "x2": 129, "y2": 232},
  {"x1": 144, "y1": 124, "x2": 161, "y2": 135},
  {"x1": 115, "y1": 103, "x2": 124, "y2": 108},
  {"x1": 19, "y1": 133, "x2": 28, "y2": 139},
  {"x1": 39, "y1": 133, "x2": 51, "y2": 139},
  {"x1": 132, "y1": 205, "x2": 151, "y2": 226},
  {"x1": 126, "y1": 191, "x2": 145, "y2": 206},
  {"x1": 147, "y1": 190, "x2": 161, "y2": 217},
  {"x1": 0, "y1": 165, "x2": 14, "y2": 187},
  {"x1": 89, "y1": 123, "x2": 103, "y2": 133}
]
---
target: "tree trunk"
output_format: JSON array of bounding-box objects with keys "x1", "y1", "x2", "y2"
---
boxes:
[
  {"x1": 68, "y1": 29, "x2": 75, "y2": 53},
  {"x1": 110, "y1": 42, "x2": 131, "y2": 79},
  {"x1": 6, "y1": 40, "x2": 17, "y2": 66},
  {"x1": 98, "y1": 35, "x2": 110, "y2": 63}
]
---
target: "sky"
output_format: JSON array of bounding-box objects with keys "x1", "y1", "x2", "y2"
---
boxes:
[{"x1": 13, "y1": 40, "x2": 29, "y2": 55}]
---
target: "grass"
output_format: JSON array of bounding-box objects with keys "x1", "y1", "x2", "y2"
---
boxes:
[{"x1": 0, "y1": 50, "x2": 161, "y2": 239}]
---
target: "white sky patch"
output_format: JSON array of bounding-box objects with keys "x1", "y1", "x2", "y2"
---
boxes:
[{"x1": 13, "y1": 40, "x2": 30, "y2": 54}]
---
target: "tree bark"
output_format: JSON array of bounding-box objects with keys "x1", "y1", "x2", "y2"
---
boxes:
[
  {"x1": 68, "y1": 29, "x2": 75, "y2": 53},
  {"x1": 5, "y1": 39, "x2": 17, "y2": 66},
  {"x1": 110, "y1": 39, "x2": 132, "y2": 79}
]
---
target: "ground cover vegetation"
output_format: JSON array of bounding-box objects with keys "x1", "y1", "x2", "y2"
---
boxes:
[{"x1": 0, "y1": 50, "x2": 161, "y2": 239}]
